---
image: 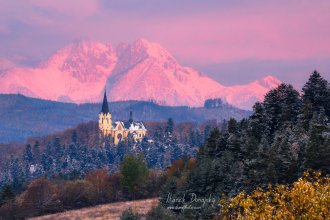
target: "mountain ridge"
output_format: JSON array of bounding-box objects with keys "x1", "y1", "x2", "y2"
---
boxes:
[{"x1": 0, "y1": 39, "x2": 281, "y2": 109}]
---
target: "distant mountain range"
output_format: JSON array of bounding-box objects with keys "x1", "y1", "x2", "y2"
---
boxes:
[
  {"x1": 0, "y1": 94, "x2": 250, "y2": 143},
  {"x1": 0, "y1": 39, "x2": 281, "y2": 110}
]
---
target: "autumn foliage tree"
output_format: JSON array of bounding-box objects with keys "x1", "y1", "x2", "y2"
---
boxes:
[
  {"x1": 57, "y1": 180, "x2": 94, "y2": 209},
  {"x1": 84, "y1": 169, "x2": 113, "y2": 203},
  {"x1": 20, "y1": 177, "x2": 62, "y2": 217},
  {"x1": 220, "y1": 171, "x2": 330, "y2": 220}
]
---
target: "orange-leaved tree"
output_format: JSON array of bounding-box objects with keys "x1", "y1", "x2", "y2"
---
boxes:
[{"x1": 219, "y1": 171, "x2": 330, "y2": 220}]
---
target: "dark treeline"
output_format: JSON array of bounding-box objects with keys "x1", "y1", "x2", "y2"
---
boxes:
[{"x1": 155, "y1": 71, "x2": 330, "y2": 219}]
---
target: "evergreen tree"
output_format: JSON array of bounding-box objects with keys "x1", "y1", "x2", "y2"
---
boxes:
[
  {"x1": 170, "y1": 144, "x2": 182, "y2": 163},
  {"x1": 41, "y1": 144, "x2": 53, "y2": 175},
  {"x1": 201, "y1": 128, "x2": 226, "y2": 158},
  {"x1": 105, "y1": 141, "x2": 115, "y2": 164},
  {"x1": 166, "y1": 118, "x2": 174, "y2": 135},
  {"x1": 204, "y1": 125, "x2": 212, "y2": 142},
  {"x1": 0, "y1": 184, "x2": 14, "y2": 205},
  {"x1": 227, "y1": 118, "x2": 238, "y2": 133},
  {"x1": 71, "y1": 130, "x2": 78, "y2": 144},
  {"x1": 273, "y1": 127, "x2": 296, "y2": 183},
  {"x1": 263, "y1": 84, "x2": 300, "y2": 140},
  {"x1": 23, "y1": 144, "x2": 33, "y2": 178},
  {"x1": 32, "y1": 141, "x2": 41, "y2": 164},
  {"x1": 53, "y1": 137, "x2": 64, "y2": 173},
  {"x1": 9, "y1": 156, "x2": 24, "y2": 192},
  {"x1": 116, "y1": 141, "x2": 128, "y2": 162},
  {"x1": 304, "y1": 110, "x2": 329, "y2": 171},
  {"x1": 250, "y1": 102, "x2": 266, "y2": 142},
  {"x1": 302, "y1": 71, "x2": 330, "y2": 117},
  {"x1": 120, "y1": 155, "x2": 149, "y2": 199}
]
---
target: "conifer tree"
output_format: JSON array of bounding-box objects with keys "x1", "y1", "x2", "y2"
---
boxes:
[
  {"x1": 9, "y1": 157, "x2": 24, "y2": 192},
  {"x1": 0, "y1": 184, "x2": 14, "y2": 205},
  {"x1": 166, "y1": 118, "x2": 174, "y2": 135},
  {"x1": 23, "y1": 144, "x2": 33, "y2": 178},
  {"x1": 32, "y1": 141, "x2": 41, "y2": 164},
  {"x1": 304, "y1": 109, "x2": 329, "y2": 171},
  {"x1": 302, "y1": 71, "x2": 330, "y2": 117}
]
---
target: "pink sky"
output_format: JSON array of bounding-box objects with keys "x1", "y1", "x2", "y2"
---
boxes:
[{"x1": 0, "y1": 0, "x2": 329, "y2": 86}]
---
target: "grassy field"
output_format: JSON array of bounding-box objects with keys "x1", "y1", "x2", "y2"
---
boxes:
[{"x1": 28, "y1": 198, "x2": 159, "y2": 220}]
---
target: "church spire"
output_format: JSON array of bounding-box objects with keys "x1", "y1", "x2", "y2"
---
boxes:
[
  {"x1": 101, "y1": 89, "x2": 109, "y2": 114},
  {"x1": 129, "y1": 111, "x2": 133, "y2": 124}
]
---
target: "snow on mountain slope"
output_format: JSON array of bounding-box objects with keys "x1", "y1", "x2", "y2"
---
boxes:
[
  {"x1": 106, "y1": 39, "x2": 281, "y2": 109},
  {"x1": 106, "y1": 39, "x2": 225, "y2": 106},
  {"x1": 209, "y1": 75, "x2": 282, "y2": 110},
  {"x1": 0, "y1": 39, "x2": 281, "y2": 109},
  {"x1": 0, "y1": 40, "x2": 117, "y2": 103}
]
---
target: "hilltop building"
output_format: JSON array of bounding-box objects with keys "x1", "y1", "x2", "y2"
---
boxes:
[{"x1": 98, "y1": 91, "x2": 147, "y2": 144}]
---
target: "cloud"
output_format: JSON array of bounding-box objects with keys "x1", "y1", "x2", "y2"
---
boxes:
[
  {"x1": 30, "y1": 0, "x2": 100, "y2": 18},
  {"x1": 198, "y1": 58, "x2": 330, "y2": 88},
  {"x1": 0, "y1": 0, "x2": 329, "y2": 85}
]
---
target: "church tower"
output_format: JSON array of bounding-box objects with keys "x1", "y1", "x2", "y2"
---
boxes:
[{"x1": 99, "y1": 90, "x2": 112, "y2": 136}]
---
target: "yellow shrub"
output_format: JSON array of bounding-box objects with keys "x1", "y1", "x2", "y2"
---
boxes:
[{"x1": 220, "y1": 171, "x2": 330, "y2": 220}]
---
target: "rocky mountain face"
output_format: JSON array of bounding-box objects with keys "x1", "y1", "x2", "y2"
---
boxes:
[{"x1": 0, "y1": 39, "x2": 281, "y2": 109}]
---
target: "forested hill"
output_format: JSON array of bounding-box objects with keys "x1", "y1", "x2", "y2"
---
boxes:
[
  {"x1": 0, "y1": 94, "x2": 250, "y2": 143},
  {"x1": 0, "y1": 71, "x2": 329, "y2": 219}
]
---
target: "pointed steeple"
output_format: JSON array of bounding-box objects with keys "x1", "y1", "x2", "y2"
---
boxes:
[
  {"x1": 129, "y1": 111, "x2": 133, "y2": 124},
  {"x1": 101, "y1": 89, "x2": 109, "y2": 114}
]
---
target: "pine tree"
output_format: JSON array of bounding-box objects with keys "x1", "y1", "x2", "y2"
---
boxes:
[
  {"x1": 23, "y1": 144, "x2": 33, "y2": 178},
  {"x1": 302, "y1": 71, "x2": 330, "y2": 116},
  {"x1": 227, "y1": 118, "x2": 238, "y2": 134},
  {"x1": 170, "y1": 144, "x2": 182, "y2": 163},
  {"x1": 166, "y1": 118, "x2": 174, "y2": 135},
  {"x1": 116, "y1": 141, "x2": 128, "y2": 162},
  {"x1": 204, "y1": 125, "x2": 212, "y2": 142},
  {"x1": 32, "y1": 141, "x2": 41, "y2": 164},
  {"x1": 120, "y1": 154, "x2": 149, "y2": 199},
  {"x1": 71, "y1": 130, "x2": 78, "y2": 144},
  {"x1": 9, "y1": 156, "x2": 24, "y2": 192},
  {"x1": 202, "y1": 128, "x2": 219, "y2": 157},
  {"x1": 273, "y1": 126, "x2": 296, "y2": 183},
  {"x1": 105, "y1": 141, "x2": 115, "y2": 164},
  {"x1": 249, "y1": 102, "x2": 266, "y2": 142},
  {"x1": 263, "y1": 84, "x2": 300, "y2": 140},
  {"x1": 304, "y1": 109, "x2": 329, "y2": 172},
  {"x1": 0, "y1": 184, "x2": 14, "y2": 205},
  {"x1": 53, "y1": 137, "x2": 64, "y2": 173},
  {"x1": 41, "y1": 144, "x2": 53, "y2": 175}
]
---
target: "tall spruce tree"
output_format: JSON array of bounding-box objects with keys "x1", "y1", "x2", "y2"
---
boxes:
[
  {"x1": 23, "y1": 144, "x2": 33, "y2": 178},
  {"x1": 302, "y1": 71, "x2": 330, "y2": 119},
  {"x1": 304, "y1": 109, "x2": 329, "y2": 171}
]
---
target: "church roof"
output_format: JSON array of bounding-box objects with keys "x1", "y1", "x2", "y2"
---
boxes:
[
  {"x1": 114, "y1": 121, "x2": 146, "y2": 131},
  {"x1": 101, "y1": 90, "x2": 110, "y2": 114}
]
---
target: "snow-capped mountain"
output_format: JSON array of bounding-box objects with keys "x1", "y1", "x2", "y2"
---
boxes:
[
  {"x1": 106, "y1": 39, "x2": 225, "y2": 107},
  {"x1": 0, "y1": 39, "x2": 281, "y2": 109},
  {"x1": 0, "y1": 40, "x2": 117, "y2": 103}
]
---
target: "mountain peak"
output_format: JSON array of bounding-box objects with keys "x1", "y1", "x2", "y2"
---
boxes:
[
  {"x1": 129, "y1": 38, "x2": 176, "y2": 61},
  {"x1": 133, "y1": 38, "x2": 151, "y2": 46},
  {"x1": 256, "y1": 75, "x2": 282, "y2": 89}
]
